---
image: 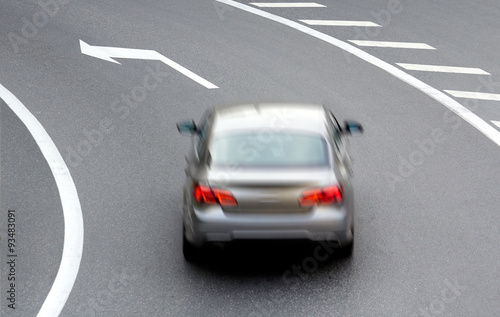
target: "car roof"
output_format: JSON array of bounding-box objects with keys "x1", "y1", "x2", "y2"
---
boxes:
[{"x1": 211, "y1": 103, "x2": 330, "y2": 135}]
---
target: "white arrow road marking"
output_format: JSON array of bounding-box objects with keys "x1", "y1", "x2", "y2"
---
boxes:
[
  {"x1": 80, "y1": 40, "x2": 218, "y2": 89},
  {"x1": 0, "y1": 83, "x2": 84, "y2": 317},
  {"x1": 444, "y1": 90, "x2": 500, "y2": 101},
  {"x1": 396, "y1": 63, "x2": 490, "y2": 75},
  {"x1": 251, "y1": 2, "x2": 326, "y2": 7},
  {"x1": 217, "y1": 0, "x2": 500, "y2": 147},
  {"x1": 348, "y1": 40, "x2": 435, "y2": 49},
  {"x1": 300, "y1": 20, "x2": 381, "y2": 27},
  {"x1": 492, "y1": 121, "x2": 500, "y2": 128}
]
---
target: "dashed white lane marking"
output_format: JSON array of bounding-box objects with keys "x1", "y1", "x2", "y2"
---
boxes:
[
  {"x1": 216, "y1": 0, "x2": 500, "y2": 147},
  {"x1": 349, "y1": 40, "x2": 435, "y2": 49},
  {"x1": 492, "y1": 121, "x2": 500, "y2": 128},
  {"x1": 444, "y1": 90, "x2": 500, "y2": 101},
  {"x1": 0, "y1": 83, "x2": 84, "y2": 317},
  {"x1": 300, "y1": 20, "x2": 381, "y2": 27},
  {"x1": 250, "y1": 2, "x2": 325, "y2": 7},
  {"x1": 397, "y1": 63, "x2": 490, "y2": 75}
]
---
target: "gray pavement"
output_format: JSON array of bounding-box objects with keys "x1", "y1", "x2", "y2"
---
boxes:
[{"x1": 0, "y1": 0, "x2": 499, "y2": 316}]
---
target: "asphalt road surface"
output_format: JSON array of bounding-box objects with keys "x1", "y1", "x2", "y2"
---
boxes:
[{"x1": 1, "y1": 0, "x2": 499, "y2": 316}]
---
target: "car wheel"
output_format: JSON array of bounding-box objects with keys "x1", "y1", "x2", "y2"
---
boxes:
[
  {"x1": 338, "y1": 226, "x2": 354, "y2": 258},
  {"x1": 338, "y1": 239, "x2": 353, "y2": 258},
  {"x1": 183, "y1": 227, "x2": 201, "y2": 262}
]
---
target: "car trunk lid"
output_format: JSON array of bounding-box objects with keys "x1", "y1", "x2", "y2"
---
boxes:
[{"x1": 208, "y1": 168, "x2": 334, "y2": 214}]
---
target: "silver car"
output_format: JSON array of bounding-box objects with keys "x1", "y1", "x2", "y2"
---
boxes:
[{"x1": 177, "y1": 103, "x2": 363, "y2": 261}]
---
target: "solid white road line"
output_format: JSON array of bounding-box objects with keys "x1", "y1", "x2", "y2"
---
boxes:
[
  {"x1": 0, "y1": 83, "x2": 84, "y2": 317},
  {"x1": 396, "y1": 63, "x2": 490, "y2": 75},
  {"x1": 444, "y1": 90, "x2": 500, "y2": 101},
  {"x1": 216, "y1": 0, "x2": 500, "y2": 147},
  {"x1": 250, "y1": 2, "x2": 325, "y2": 7},
  {"x1": 300, "y1": 20, "x2": 381, "y2": 27},
  {"x1": 80, "y1": 40, "x2": 218, "y2": 89},
  {"x1": 349, "y1": 40, "x2": 435, "y2": 49},
  {"x1": 492, "y1": 121, "x2": 500, "y2": 128}
]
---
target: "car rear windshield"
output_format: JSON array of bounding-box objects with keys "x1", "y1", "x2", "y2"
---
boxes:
[{"x1": 209, "y1": 131, "x2": 329, "y2": 168}]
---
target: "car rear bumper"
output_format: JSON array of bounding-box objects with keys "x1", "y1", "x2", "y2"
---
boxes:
[{"x1": 184, "y1": 205, "x2": 353, "y2": 247}]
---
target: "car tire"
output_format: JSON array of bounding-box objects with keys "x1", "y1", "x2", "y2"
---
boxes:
[
  {"x1": 183, "y1": 227, "x2": 202, "y2": 262},
  {"x1": 338, "y1": 239, "x2": 353, "y2": 258},
  {"x1": 338, "y1": 225, "x2": 354, "y2": 258}
]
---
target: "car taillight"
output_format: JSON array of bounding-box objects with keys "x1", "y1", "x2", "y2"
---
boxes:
[
  {"x1": 193, "y1": 184, "x2": 237, "y2": 206},
  {"x1": 298, "y1": 185, "x2": 343, "y2": 206},
  {"x1": 194, "y1": 184, "x2": 216, "y2": 204}
]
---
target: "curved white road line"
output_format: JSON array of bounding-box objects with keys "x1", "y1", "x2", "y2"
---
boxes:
[
  {"x1": 217, "y1": 0, "x2": 500, "y2": 148},
  {"x1": 0, "y1": 83, "x2": 84, "y2": 317}
]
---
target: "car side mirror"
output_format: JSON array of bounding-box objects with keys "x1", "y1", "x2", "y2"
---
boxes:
[
  {"x1": 344, "y1": 120, "x2": 363, "y2": 135},
  {"x1": 177, "y1": 120, "x2": 197, "y2": 136}
]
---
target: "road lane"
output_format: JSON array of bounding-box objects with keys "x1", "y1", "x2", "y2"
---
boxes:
[
  {"x1": 1, "y1": 101, "x2": 65, "y2": 316},
  {"x1": 0, "y1": 0, "x2": 499, "y2": 316}
]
